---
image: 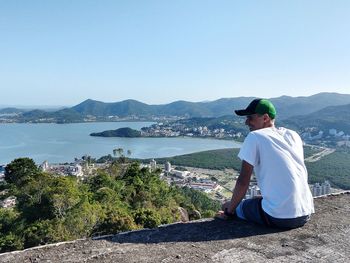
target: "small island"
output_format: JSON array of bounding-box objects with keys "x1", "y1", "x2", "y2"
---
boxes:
[{"x1": 90, "y1": 127, "x2": 141, "y2": 137}]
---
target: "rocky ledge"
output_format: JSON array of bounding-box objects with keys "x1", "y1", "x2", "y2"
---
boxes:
[{"x1": 0, "y1": 192, "x2": 349, "y2": 263}]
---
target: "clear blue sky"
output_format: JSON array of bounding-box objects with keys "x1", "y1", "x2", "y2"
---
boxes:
[{"x1": 1, "y1": 0, "x2": 349, "y2": 106}]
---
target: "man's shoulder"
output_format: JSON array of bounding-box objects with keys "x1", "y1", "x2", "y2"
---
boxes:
[
  {"x1": 277, "y1": 127, "x2": 300, "y2": 136},
  {"x1": 251, "y1": 127, "x2": 300, "y2": 139}
]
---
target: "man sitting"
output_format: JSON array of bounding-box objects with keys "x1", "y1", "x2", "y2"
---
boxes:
[{"x1": 218, "y1": 98, "x2": 314, "y2": 229}]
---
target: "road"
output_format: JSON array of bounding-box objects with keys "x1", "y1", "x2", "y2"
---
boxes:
[{"x1": 304, "y1": 147, "x2": 335, "y2": 162}]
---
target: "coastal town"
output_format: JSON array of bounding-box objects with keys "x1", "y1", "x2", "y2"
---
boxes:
[
  {"x1": 140, "y1": 122, "x2": 244, "y2": 140},
  {"x1": 141, "y1": 121, "x2": 350, "y2": 148}
]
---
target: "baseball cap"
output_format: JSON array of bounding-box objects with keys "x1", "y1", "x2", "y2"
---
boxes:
[{"x1": 234, "y1": 98, "x2": 276, "y2": 119}]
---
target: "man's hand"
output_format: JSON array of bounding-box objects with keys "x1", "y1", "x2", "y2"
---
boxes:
[
  {"x1": 215, "y1": 208, "x2": 235, "y2": 220},
  {"x1": 221, "y1": 200, "x2": 231, "y2": 211},
  {"x1": 215, "y1": 210, "x2": 228, "y2": 220}
]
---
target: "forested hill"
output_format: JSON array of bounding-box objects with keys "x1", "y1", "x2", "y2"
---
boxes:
[
  {"x1": 281, "y1": 103, "x2": 350, "y2": 134},
  {"x1": 90, "y1": 127, "x2": 141, "y2": 137},
  {"x1": 3, "y1": 92, "x2": 350, "y2": 122}
]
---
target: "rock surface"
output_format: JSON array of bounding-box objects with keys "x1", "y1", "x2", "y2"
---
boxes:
[{"x1": 0, "y1": 193, "x2": 349, "y2": 263}]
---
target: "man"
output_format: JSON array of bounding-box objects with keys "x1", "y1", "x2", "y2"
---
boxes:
[{"x1": 219, "y1": 98, "x2": 314, "y2": 229}]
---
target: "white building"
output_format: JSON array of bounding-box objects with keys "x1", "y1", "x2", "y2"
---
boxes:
[
  {"x1": 329, "y1": 129, "x2": 337, "y2": 136},
  {"x1": 336, "y1": 131, "x2": 345, "y2": 137},
  {"x1": 312, "y1": 181, "x2": 331, "y2": 197},
  {"x1": 71, "y1": 164, "x2": 83, "y2": 177},
  {"x1": 312, "y1": 183, "x2": 322, "y2": 197},
  {"x1": 244, "y1": 185, "x2": 261, "y2": 199},
  {"x1": 311, "y1": 131, "x2": 324, "y2": 140},
  {"x1": 0, "y1": 196, "x2": 16, "y2": 208},
  {"x1": 250, "y1": 185, "x2": 261, "y2": 198},
  {"x1": 321, "y1": 180, "x2": 331, "y2": 195},
  {"x1": 172, "y1": 170, "x2": 191, "y2": 179},
  {"x1": 150, "y1": 159, "x2": 157, "y2": 171},
  {"x1": 189, "y1": 182, "x2": 218, "y2": 192},
  {"x1": 0, "y1": 165, "x2": 5, "y2": 182},
  {"x1": 40, "y1": 160, "x2": 50, "y2": 171},
  {"x1": 165, "y1": 161, "x2": 172, "y2": 172}
]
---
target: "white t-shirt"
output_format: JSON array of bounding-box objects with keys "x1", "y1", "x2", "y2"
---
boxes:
[{"x1": 238, "y1": 127, "x2": 314, "y2": 219}]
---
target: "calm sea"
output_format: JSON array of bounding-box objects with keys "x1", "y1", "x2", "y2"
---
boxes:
[{"x1": 0, "y1": 122, "x2": 240, "y2": 164}]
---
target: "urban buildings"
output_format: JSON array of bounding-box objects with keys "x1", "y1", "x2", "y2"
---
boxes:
[
  {"x1": 0, "y1": 164, "x2": 5, "y2": 182},
  {"x1": 311, "y1": 181, "x2": 331, "y2": 197}
]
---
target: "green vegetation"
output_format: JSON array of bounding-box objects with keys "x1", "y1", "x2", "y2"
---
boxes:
[
  {"x1": 306, "y1": 149, "x2": 350, "y2": 190},
  {"x1": 282, "y1": 104, "x2": 350, "y2": 134},
  {"x1": 303, "y1": 145, "x2": 324, "y2": 159},
  {"x1": 90, "y1": 127, "x2": 141, "y2": 137},
  {"x1": 17, "y1": 108, "x2": 84, "y2": 123},
  {"x1": 0, "y1": 158, "x2": 220, "y2": 253},
  {"x1": 151, "y1": 147, "x2": 350, "y2": 190},
  {"x1": 152, "y1": 148, "x2": 242, "y2": 170}
]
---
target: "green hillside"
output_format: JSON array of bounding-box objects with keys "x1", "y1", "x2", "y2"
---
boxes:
[
  {"x1": 281, "y1": 103, "x2": 350, "y2": 134},
  {"x1": 150, "y1": 147, "x2": 350, "y2": 190},
  {"x1": 152, "y1": 148, "x2": 241, "y2": 170},
  {"x1": 306, "y1": 150, "x2": 350, "y2": 189}
]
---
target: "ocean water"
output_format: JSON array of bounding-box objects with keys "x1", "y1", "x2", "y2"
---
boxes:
[{"x1": 0, "y1": 122, "x2": 240, "y2": 164}]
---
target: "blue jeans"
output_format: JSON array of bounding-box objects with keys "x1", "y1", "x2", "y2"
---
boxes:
[{"x1": 236, "y1": 197, "x2": 310, "y2": 229}]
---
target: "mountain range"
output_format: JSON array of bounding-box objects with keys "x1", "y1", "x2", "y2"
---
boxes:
[
  {"x1": 1, "y1": 93, "x2": 350, "y2": 128},
  {"x1": 69, "y1": 93, "x2": 350, "y2": 120}
]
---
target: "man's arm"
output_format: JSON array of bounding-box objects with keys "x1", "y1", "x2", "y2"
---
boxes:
[{"x1": 224, "y1": 160, "x2": 253, "y2": 214}]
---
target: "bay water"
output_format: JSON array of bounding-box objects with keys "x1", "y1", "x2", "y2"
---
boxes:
[{"x1": 0, "y1": 122, "x2": 240, "y2": 165}]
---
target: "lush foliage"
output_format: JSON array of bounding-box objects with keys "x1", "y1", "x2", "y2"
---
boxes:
[
  {"x1": 0, "y1": 158, "x2": 219, "y2": 253},
  {"x1": 152, "y1": 148, "x2": 242, "y2": 170},
  {"x1": 90, "y1": 127, "x2": 141, "y2": 137},
  {"x1": 303, "y1": 145, "x2": 324, "y2": 159},
  {"x1": 306, "y1": 150, "x2": 350, "y2": 189}
]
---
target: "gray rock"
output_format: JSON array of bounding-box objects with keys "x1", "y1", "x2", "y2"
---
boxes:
[
  {"x1": 178, "y1": 207, "x2": 189, "y2": 222},
  {"x1": 189, "y1": 210, "x2": 201, "y2": 220}
]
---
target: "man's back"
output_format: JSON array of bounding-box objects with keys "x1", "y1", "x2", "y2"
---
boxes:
[{"x1": 238, "y1": 127, "x2": 314, "y2": 218}]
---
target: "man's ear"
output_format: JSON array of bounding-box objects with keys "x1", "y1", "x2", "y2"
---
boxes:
[{"x1": 263, "y1": 113, "x2": 270, "y2": 122}]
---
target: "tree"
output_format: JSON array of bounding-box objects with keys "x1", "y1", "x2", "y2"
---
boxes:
[
  {"x1": 93, "y1": 209, "x2": 137, "y2": 236},
  {"x1": 0, "y1": 233, "x2": 23, "y2": 253},
  {"x1": 16, "y1": 174, "x2": 80, "y2": 222},
  {"x1": 4, "y1": 158, "x2": 39, "y2": 188},
  {"x1": 113, "y1": 148, "x2": 124, "y2": 158},
  {"x1": 86, "y1": 171, "x2": 119, "y2": 192},
  {"x1": 23, "y1": 220, "x2": 54, "y2": 248},
  {"x1": 112, "y1": 148, "x2": 132, "y2": 164},
  {"x1": 133, "y1": 208, "x2": 161, "y2": 229},
  {"x1": 0, "y1": 208, "x2": 19, "y2": 234}
]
